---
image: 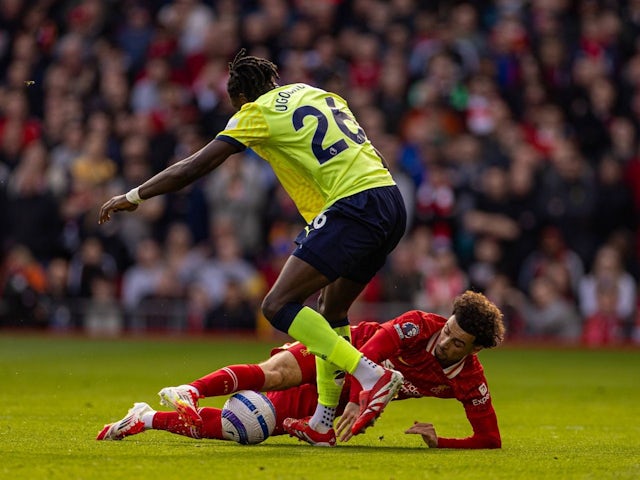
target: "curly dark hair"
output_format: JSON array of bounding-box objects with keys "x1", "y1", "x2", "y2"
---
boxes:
[
  {"x1": 452, "y1": 290, "x2": 505, "y2": 348},
  {"x1": 227, "y1": 48, "x2": 279, "y2": 102}
]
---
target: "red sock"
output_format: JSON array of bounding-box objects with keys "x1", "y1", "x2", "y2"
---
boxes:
[
  {"x1": 152, "y1": 412, "x2": 202, "y2": 439},
  {"x1": 191, "y1": 364, "x2": 265, "y2": 397},
  {"x1": 199, "y1": 408, "x2": 224, "y2": 439},
  {"x1": 152, "y1": 409, "x2": 226, "y2": 440}
]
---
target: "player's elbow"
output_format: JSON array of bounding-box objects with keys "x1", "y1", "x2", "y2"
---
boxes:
[{"x1": 483, "y1": 433, "x2": 501, "y2": 449}]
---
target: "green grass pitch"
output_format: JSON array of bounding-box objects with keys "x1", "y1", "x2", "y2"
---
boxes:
[{"x1": 1, "y1": 334, "x2": 638, "y2": 480}]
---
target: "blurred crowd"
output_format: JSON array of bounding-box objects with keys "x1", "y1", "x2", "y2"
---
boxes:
[{"x1": 1, "y1": 0, "x2": 639, "y2": 346}]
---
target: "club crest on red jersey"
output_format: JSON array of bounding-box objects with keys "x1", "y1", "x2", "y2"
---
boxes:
[{"x1": 395, "y1": 322, "x2": 419, "y2": 339}]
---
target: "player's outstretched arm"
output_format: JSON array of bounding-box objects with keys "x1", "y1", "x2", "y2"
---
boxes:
[
  {"x1": 99, "y1": 139, "x2": 239, "y2": 224},
  {"x1": 405, "y1": 409, "x2": 502, "y2": 449}
]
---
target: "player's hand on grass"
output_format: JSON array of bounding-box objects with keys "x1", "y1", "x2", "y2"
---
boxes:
[
  {"x1": 98, "y1": 194, "x2": 138, "y2": 224},
  {"x1": 336, "y1": 402, "x2": 359, "y2": 442},
  {"x1": 405, "y1": 421, "x2": 438, "y2": 448}
]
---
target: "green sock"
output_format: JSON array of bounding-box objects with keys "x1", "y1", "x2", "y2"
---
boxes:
[
  {"x1": 315, "y1": 356, "x2": 342, "y2": 407},
  {"x1": 332, "y1": 324, "x2": 352, "y2": 342},
  {"x1": 315, "y1": 324, "x2": 352, "y2": 407},
  {"x1": 287, "y1": 306, "x2": 361, "y2": 373}
]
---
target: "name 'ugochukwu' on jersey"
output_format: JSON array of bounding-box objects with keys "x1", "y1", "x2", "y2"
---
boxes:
[{"x1": 215, "y1": 83, "x2": 396, "y2": 222}]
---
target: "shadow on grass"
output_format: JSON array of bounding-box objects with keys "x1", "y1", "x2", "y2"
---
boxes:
[{"x1": 156, "y1": 441, "x2": 429, "y2": 453}]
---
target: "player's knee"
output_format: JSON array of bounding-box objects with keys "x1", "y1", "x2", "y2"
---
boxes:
[
  {"x1": 262, "y1": 368, "x2": 285, "y2": 390},
  {"x1": 260, "y1": 353, "x2": 301, "y2": 390},
  {"x1": 260, "y1": 293, "x2": 282, "y2": 321},
  {"x1": 317, "y1": 303, "x2": 348, "y2": 323},
  {"x1": 263, "y1": 298, "x2": 305, "y2": 333}
]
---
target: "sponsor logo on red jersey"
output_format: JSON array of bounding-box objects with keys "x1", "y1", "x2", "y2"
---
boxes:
[
  {"x1": 472, "y1": 383, "x2": 491, "y2": 406},
  {"x1": 430, "y1": 384, "x2": 450, "y2": 395}
]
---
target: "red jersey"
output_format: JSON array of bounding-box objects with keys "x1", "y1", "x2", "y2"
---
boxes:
[
  {"x1": 349, "y1": 310, "x2": 501, "y2": 449},
  {"x1": 268, "y1": 310, "x2": 501, "y2": 448}
]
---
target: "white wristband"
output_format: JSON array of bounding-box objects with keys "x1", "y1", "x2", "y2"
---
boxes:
[{"x1": 125, "y1": 187, "x2": 144, "y2": 204}]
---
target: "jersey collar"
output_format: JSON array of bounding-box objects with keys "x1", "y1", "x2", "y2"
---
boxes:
[{"x1": 426, "y1": 330, "x2": 467, "y2": 379}]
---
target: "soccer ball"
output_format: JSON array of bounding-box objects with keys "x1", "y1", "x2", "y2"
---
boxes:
[{"x1": 221, "y1": 390, "x2": 277, "y2": 444}]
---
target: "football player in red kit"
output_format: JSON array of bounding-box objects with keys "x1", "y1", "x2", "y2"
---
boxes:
[{"x1": 97, "y1": 291, "x2": 505, "y2": 449}]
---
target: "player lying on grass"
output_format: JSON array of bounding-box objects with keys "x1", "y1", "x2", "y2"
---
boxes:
[{"x1": 97, "y1": 291, "x2": 505, "y2": 448}]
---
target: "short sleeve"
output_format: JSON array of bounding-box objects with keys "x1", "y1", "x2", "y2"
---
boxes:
[{"x1": 216, "y1": 102, "x2": 270, "y2": 149}]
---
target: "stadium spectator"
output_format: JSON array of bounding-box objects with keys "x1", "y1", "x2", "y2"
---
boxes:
[
  {"x1": 3, "y1": 141, "x2": 63, "y2": 262},
  {"x1": 120, "y1": 238, "x2": 164, "y2": 318},
  {"x1": 462, "y1": 165, "x2": 521, "y2": 269},
  {"x1": 158, "y1": 124, "x2": 210, "y2": 244},
  {"x1": 157, "y1": 0, "x2": 215, "y2": 57},
  {"x1": 581, "y1": 278, "x2": 625, "y2": 347},
  {"x1": 162, "y1": 221, "x2": 204, "y2": 286},
  {"x1": 0, "y1": 89, "x2": 41, "y2": 167},
  {"x1": 108, "y1": 141, "x2": 165, "y2": 259},
  {"x1": 138, "y1": 260, "x2": 187, "y2": 331},
  {"x1": 41, "y1": 257, "x2": 73, "y2": 331},
  {"x1": 51, "y1": 32, "x2": 96, "y2": 99},
  {"x1": 374, "y1": 133, "x2": 415, "y2": 231},
  {"x1": 578, "y1": 244, "x2": 637, "y2": 327},
  {"x1": 467, "y1": 235, "x2": 503, "y2": 293},
  {"x1": 592, "y1": 153, "x2": 635, "y2": 247},
  {"x1": 67, "y1": 236, "x2": 117, "y2": 299},
  {"x1": 536, "y1": 141, "x2": 598, "y2": 263},
  {"x1": 519, "y1": 275, "x2": 582, "y2": 342},
  {"x1": 97, "y1": 291, "x2": 504, "y2": 449},
  {"x1": 409, "y1": 225, "x2": 439, "y2": 282},
  {"x1": 308, "y1": 34, "x2": 349, "y2": 93},
  {"x1": 416, "y1": 245, "x2": 468, "y2": 318},
  {"x1": 606, "y1": 116, "x2": 636, "y2": 163},
  {"x1": 83, "y1": 272, "x2": 123, "y2": 337},
  {"x1": 116, "y1": 3, "x2": 154, "y2": 74},
  {"x1": 0, "y1": 244, "x2": 48, "y2": 327},
  {"x1": 131, "y1": 57, "x2": 173, "y2": 114},
  {"x1": 193, "y1": 226, "x2": 262, "y2": 318},
  {"x1": 48, "y1": 120, "x2": 84, "y2": 197},
  {"x1": 379, "y1": 239, "x2": 422, "y2": 306},
  {"x1": 505, "y1": 157, "x2": 541, "y2": 278},
  {"x1": 517, "y1": 225, "x2": 585, "y2": 298},
  {"x1": 484, "y1": 273, "x2": 526, "y2": 340},
  {"x1": 204, "y1": 152, "x2": 268, "y2": 258},
  {"x1": 205, "y1": 278, "x2": 257, "y2": 332},
  {"x1": 414, "y1": 162, "x2": 457, "y2": 244}
]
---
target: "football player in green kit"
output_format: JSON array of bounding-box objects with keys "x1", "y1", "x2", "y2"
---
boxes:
[{"x1": 99, "y1": 49, "x2": 407, "y2": 446}]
